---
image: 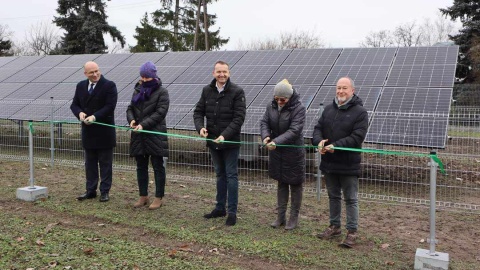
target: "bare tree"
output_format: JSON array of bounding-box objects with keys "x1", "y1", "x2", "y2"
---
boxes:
[
  {"x1": 203, "y1": 0, "x2": 209, "y2": 51},
  {"x1": 359, "y1": 30, "x2": 394, "y2": 47},
  {"x1": 108, "y1": 40, "x2": 130, "y2": 54},
  {"x1": 393, "y1": 21, "x2": 424, "y2": 47},
  {"x1": 236, "y1": 29, "x2": 324, "y2": 50},
  {"x1": 24, "y1": 21, "x2": 61, "y2": 55},
  {"x1": 419, "y1": 12, "x2": 457, "y2": 46}
]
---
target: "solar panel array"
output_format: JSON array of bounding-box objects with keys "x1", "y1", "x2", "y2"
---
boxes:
[{"x1": 0, "y1": 46, "x2": 458, "y2": 148}]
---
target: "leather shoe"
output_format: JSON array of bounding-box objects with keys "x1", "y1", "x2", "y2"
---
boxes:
[
  {"x1": 77, "y1": 192, "x2": 97, "y2": 201},
  {"x1": 99, "y1": 193, "x2": 109, "y2": 202}
]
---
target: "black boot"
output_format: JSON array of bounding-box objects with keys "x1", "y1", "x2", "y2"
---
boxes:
[
  {"x1": 271, "y1": 182, "x2": 289, "y2": 228},
  {"x1": 285, "y1": 183, "x2": 303, "y2": 230}
]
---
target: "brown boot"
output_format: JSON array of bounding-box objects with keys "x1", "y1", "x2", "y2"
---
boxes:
[
  {"x1": 149, "y1": 197, "x2": 163, "y2": 210},
  {"x1": 133, "y1": 196, "x2": 149, "y2": 208}
]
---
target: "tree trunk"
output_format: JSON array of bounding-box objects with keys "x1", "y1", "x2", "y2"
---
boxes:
[
  {"x1": 194, "y1": 0, "x2": 201, "y2": 50},
  {"x1": 203, "y1": 0, "x2": 209, "y2": 51},
  {"x1": 173, "y1": 0, "x2": 179, "y2": 40}
]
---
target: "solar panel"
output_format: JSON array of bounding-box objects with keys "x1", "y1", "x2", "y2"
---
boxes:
[
  {"x1": 63, "y1": 67, "x2": 113, "y2": 83},
  {"x1": 393, "y1": 46, "x2": 458, "y2": 65},
  {"x1": 156, "y1": 51, "x2": 205, "y2": 66},
  {"x1": 32, "y1": 67, "x2": 81, "y2": 83},
  {"x1": 324, "y1": 65, "x2": 390, "y2": 86},
  {"x1": 385, "y1": 65, "x2": 457, "y2": 87},
  {"x1": 0, "y1": 56, "x2": 18, "y2": 68},
  {"x1": 94, "y1": 53, "x2": 132, "y2": 68},
  {"x1": 119, "y1": 52, "x2": 167, "y2": 67},
  {"x1": 309, "y1": 86, "x2": 381, "y2": 111},
  {"x1": 0, "y1": 83, "x2": 26, "y2": 100},
  {"x1": 235, "y1": 50, "x2": 292, "y2": 66},
  {"x1": 53, "y1": 101, "x2": 78, "y2": 121},
  {"x1": 169, "y1": 105, "x2": 195, "y2": 129},
  {"x1": 157, "y1": 66, "x2": 189, "y2": 84},
  {"x1": 240, "y1": 84, "x2": 265, "y2": 107},
  {"x1": 335, "y1": 48, "x2": 397, "y2": 65},
  {"x1": 283, "y1": 48, "x2": 342, "y2": 65},
  {"x1": 268, "y1": 65, "x2": 332, "y2": 85},
  {"x1": 29, "y1": 55, "x2": 72, "y2": 68},
  {"x1": 303, "y1": 109, "x2": 321, "y2": 138},
  {"x1": 167, "y1": 84, "x2": 203, "y2": 105},
  {"x1": 4, "y1": 55, "x2": 44, "y2": 69},
  {"x1": 115, "y1": 102, "x2": 129, "y2": 125},
  {"x1": 10, "y1": 99, "x2": 69, "y2": 121},
  {"x1": 376, "y1": 87, "x2": 452, "y2": 113},
  {"x1": 172, "y1": 66, "x2": 214, "y2": 84},
  {"x1": 0, "y1": 47, "x2": 458, "y2": 148},
  {"x1": 192, "y1": 50, "x2": 247, "y2": 67},
  {"x1": 37, "y1": 83, "x2": 76, "y2": 101},
  {"x1": 0, "y1": 100, "x2": 31, "y2": 119},
  {"x1": 104, "y1": 66, "x2": 143, "y2": 83},
  {"x1": 3, "y1": 67, "x2": 52, "y2": 83},
  {"x1": 56, "y1": 54, "x2": 100, "y2": 68},
  {"x1": 366, "y1": 113, "x2": 449, "y2": 148},
  {"x1": 241, "y1": 108, "x2": 265, "y2": 134},
  {"x1": 4, "y1": 83, "x2": 56, "y2": 100},
  {"x1": 231, "y1": 65, "x2": 280, "y2": 84}
]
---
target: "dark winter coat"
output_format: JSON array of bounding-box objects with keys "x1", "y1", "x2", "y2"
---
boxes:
[
  {"x1": 260, "y1": 91, "x2": 306, "y2": 185},
  {"x1": 70, "y1": 75, "x2": 118, "y2": 149},
  {"x1": 126, "y1": 79, "x2": 169, "y2": 157},
  {"x1": 311, "y1": 94, "x2": 368, "y2": 176},
  {"x1": 193, "y1": 78, "x2": 246, "y2": 150}
]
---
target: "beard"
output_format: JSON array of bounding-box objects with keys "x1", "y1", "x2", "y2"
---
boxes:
[{"x1": 337, "y1": 96, "x2": 347, "y2": 104}]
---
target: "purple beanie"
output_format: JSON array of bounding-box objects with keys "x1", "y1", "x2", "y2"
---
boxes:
[{"x1": 140, "y1": 61, "x2": 157, "y2": 78}]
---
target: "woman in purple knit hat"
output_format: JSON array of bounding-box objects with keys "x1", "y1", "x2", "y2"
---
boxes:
[{"x1": 126, "y1": 61, "x2": 170, "y2": 210}]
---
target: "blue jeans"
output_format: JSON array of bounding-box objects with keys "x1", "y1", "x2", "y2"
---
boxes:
[
  {"x1": 209, "y1": 147, "x2": 240, "y2": 214},
  {"x1": 135, "y1": 155, "x2": 166, "y2": 198},
  {"x1": 324, "y1": 173, "x2": 359, "y2": 232}
]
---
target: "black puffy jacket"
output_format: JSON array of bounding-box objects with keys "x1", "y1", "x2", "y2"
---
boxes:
[
  {"x1": 126, "y1": 79, "x2": 169, "y2": 157},
  {"x1": 311, "y1": 94, "x2": 368, "y2": 176},
  {"x1": 193, "y1": 78, "x2": 246, "y2": 149},
  {"x1": 260, "y1": 91, "x2": 306, "y2": 185}
]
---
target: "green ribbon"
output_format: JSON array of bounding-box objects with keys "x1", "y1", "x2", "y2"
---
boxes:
[
  {"x1": 28, "y1": 121, "x2": 34, "y2": 134},
  {"x1": 34, "y1": 120, "x2": 447, "y2": 174}
]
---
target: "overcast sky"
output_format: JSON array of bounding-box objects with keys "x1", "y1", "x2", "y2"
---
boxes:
[{"x1": 0, "y1": 0, "x2": 458, "y2": 51}]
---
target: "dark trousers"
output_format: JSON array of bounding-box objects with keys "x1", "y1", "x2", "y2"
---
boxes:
[
  {"x1": 209, "y1": 147, "x2": 240, "y2": 214},
  {"x1": 84, "y1": 148, "x2": 113, "y2": 194},
  {"x1": 135, "y1": 155, "x2": 166, "y2": 198}
]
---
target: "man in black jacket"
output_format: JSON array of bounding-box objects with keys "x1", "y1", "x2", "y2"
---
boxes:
[
  {"x1": 193, "y1": 60, "x2": 246, "y2": 226},
  {"x1": 312, "y1": 77, "x2": 368, "y2": 248},
  {"x1": 71, "y1": 61, "x2": 118, "y2": 202}
]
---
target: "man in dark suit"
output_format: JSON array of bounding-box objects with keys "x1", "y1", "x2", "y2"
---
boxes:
[{"x1": 71, "y1": 61, "x2": 118, "y2": 202}]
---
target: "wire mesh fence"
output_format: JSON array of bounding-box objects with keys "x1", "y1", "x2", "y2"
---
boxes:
[{"x1": 0, "y1": 99, "x2": 479, "y2": 213}]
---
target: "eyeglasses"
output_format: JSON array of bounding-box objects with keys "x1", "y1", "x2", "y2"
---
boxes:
[{"x1": 274, "y1": 97, "x2": 288, "y2": 103}]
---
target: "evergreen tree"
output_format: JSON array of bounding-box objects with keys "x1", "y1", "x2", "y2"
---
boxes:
[
  {"x1": 440, "y1": 0, "x2": 480, "y2": 82},
  {"x1": 53, "y1": 0, "x2": 125, "y2": 54},
  {"x1": 132, "y1": 0, "x2": 228, "y2": 52},
  {"x1": 0, "y1": 38, "x2": 13, "y2": 56}
]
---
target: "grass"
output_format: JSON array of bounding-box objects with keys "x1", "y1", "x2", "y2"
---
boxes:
[{"x1": 0, "y1": 160, "x2": 479, "y2": 269}]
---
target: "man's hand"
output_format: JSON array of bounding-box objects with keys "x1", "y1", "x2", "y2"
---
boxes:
[
  {"x1": 79, "y1": 112, "x2": 87, "y2": 121},
  {"x1": 318, "y1": 139, "x2": 331, "y2": 155},
  {"x1": 130, "y1": 120, "x2": 137, "y2": 129},
  {"x1": 199, "y1": 128, "x2": 208, "y2": 138},
  {"x1": 84, "y1": 115, "x2": 96, "y2": 125},
  {"x1": 133, "y1": 124, "x2": 143, "y2": 131},
  {"x1": 263, "y1": 137, "x2": 270, "y2": 145},
  {"x1": 266, "y1": 141, "x2": 276, "y2": 150},
  {"x1": 213, "y1": 135, "x2": 224, "y2": 143}
]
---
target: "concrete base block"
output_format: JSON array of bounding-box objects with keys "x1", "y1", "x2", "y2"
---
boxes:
[
  {"x1": 414, "y1": 248, "x2": 449, "y2": 270},
  {"x1": 16, "y1": 186, "x2": 48, "y2": 202}
]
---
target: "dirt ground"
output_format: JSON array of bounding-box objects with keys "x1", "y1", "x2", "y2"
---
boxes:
[{"x1": 1, "y1": 160, "x2": 480, "y2": 269}]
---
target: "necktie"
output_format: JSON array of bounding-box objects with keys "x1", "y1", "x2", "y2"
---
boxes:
[{"x1": 88, "y1": 83, "x2": 95, "y2": 95}]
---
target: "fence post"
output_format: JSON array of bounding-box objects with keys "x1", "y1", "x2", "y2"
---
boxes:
[
  {"x1": 428, "y1": 151, "x2": 438, "y2": 255},
  {"x1": 316, "y1": 103, "x2": 324, "y2": 201},
  {"x1": 50, "y1": 97, "x2": 55, "y2": 167}
]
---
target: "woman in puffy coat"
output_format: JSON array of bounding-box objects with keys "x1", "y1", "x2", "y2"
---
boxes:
[
  {"x1": 260, "y1": 79, "x2": 306, "y2": 230},
  {"x1": 126, "y1": 61, "x2": 169, "y2": 210}
]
